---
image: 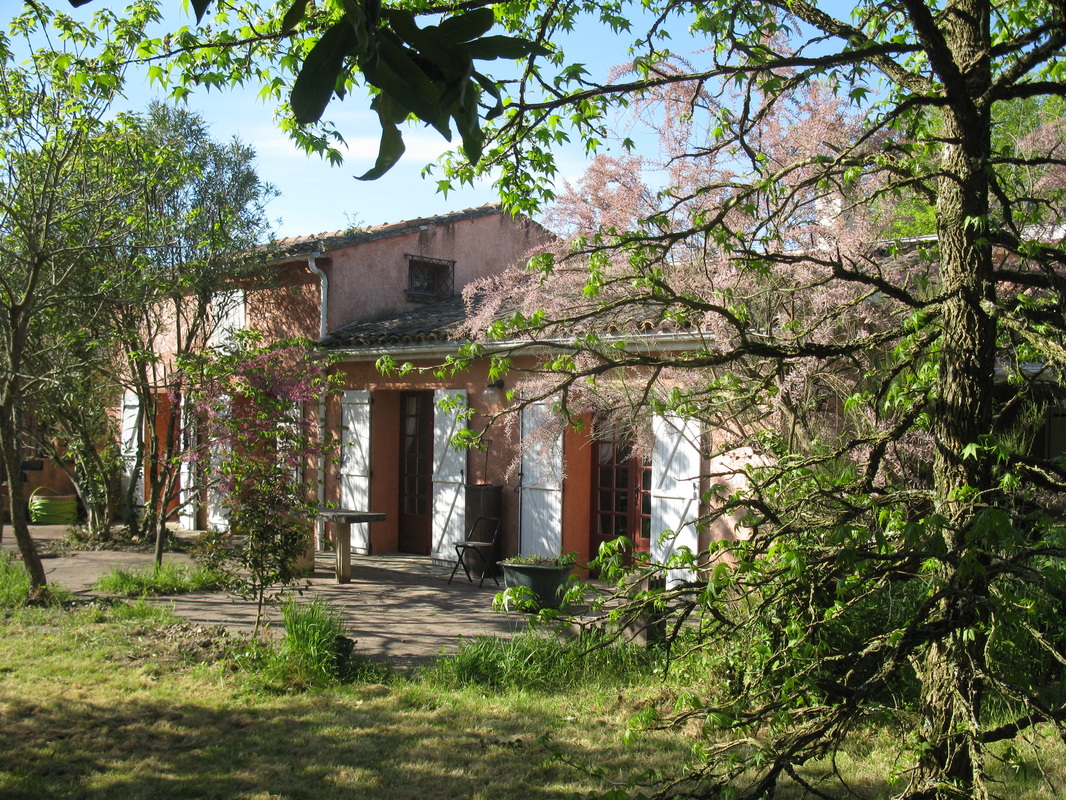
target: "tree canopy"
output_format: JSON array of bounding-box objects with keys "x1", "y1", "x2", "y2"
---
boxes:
[{"x1": 2, "y1": 3, "x2": 274, "y2": 588}]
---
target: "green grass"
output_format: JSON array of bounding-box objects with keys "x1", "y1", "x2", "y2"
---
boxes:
[
  {"x1": 2, "y1": 599, "x2": 1065, "y2": 799},
  {"x1": 0, "y1": 604, "x2": 690, "y2": 800},
  {"x1": 258, "y1": 597, "x2": 390, "y2": 689},
  {"x1": 93, "y1": 562, "x2": 225, "y2": 596},
  {"x1": 0, "y1": 553, "x2": 31, "y2": 608},
  {"x1": 0, "y1": 554, "x2": 73, "y2": 608},
  {"x1": 419, "y1": 631, "x2": 662, "y2": 693}
]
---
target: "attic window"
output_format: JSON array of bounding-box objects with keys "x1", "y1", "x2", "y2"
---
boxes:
[{"x1": 406, "y1": 255, "x2": 454, "y2": 302}]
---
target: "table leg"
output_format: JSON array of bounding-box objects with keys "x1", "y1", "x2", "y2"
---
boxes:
[{"x1": 335, "y1": 521, "x2": 352, "y2": 583}]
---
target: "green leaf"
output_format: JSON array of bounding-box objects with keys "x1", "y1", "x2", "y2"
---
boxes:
[
  {"x1": 356, "y1": 113, "x2": 406, "y2": 181},
  {"x1": 436, "y1": 8, "x2": 495, "y2": 43},
  {"x1": 191, "y1": 0, "x2": 213, "y2": 23},
  {"x1": 452, "y1": 82, "x2": 485, "y2": 164},
  {"x1": 386, "y1": 10, "x2": 471, "y2": 76},
  {"x1": 466, "y1": 35, "x2": 550, "y2": 61},
  {"x1": 281, "y1": 0, "x2": 310, "y2": 34},
  {"x1": 290, "y1": 21, "x2": 357, "y2": 125},
  {"x1": 373, "y1": 35, "x2": 445, "y2": 127},
  {"x1": 473, "y1": 71, "x2": 503, "y2": 119}
]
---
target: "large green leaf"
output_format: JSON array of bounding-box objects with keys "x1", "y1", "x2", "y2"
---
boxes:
[
  {"x1": 473, "y1": 72, "x2": 504, "y2": 120},
  {"x1": 386, "y1": 10, "x2": 472, "y2": 78},
  {"x1": 281, "y1": 0, "x2": 310, "y2": 34},
  {"x1": 452, "y1": 82, "x2": 484, "y2": 164},
  {"x1": 356, "y1": 106, "x2": 406, "y2": 180},
  {"x1": 466, "y1": 35, "x2": 551, "y2": 61},
  {"x1": 436, "y1": 8, "x2": 495, "y2": 44},
  {"x1": 191, "y1": 0, "x2": 213, "y2": 23},
  {"x1": 342, "y1": 0, "x2": 379, "y2": 57},
  {"x1": 291, "y1": 21, "x2": 358, "y2": 125},
  {"x1": 373, "y1": 36, "x2": 448, "y2": 134}
]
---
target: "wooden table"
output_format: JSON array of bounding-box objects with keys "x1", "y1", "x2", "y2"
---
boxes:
[{"x1": 317, "y1": 510, "x2": 386, "y2": 583}]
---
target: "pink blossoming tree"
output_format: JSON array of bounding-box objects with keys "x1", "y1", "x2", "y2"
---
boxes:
[{"x1": 181, "y1": 336, "x2": 340, "y2": 632}]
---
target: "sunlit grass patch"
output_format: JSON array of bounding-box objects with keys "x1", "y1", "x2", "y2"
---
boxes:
[
  {"x1": 93, "y1": 562, "x2": 225, "y2": 596},
  {"x1": 2, "y1": 599, "x2": 1064, "y2": 799},
  {"x1": 0, "y1": 554, "x2": 73, "y2": 609},
  {"x1": 250, "y1": 597, "x2": 391, "y2": 690},
  {"x1": 418, "y1": 631, "x2": 663, "y2": 693},
  {"x1": 0, "y1": 608, "x2": 691, "y2": 800},
  {"x1": 0, "y1": 553, "x2": 30, "y2": 608}
]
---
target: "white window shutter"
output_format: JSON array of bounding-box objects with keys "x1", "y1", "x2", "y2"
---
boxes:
[
  {"x1": 210, "y1": 289, "x2": 245, "y2": 346},
  {"x1": 340, "y1": 390, "x2": 372, "y2": 553},
  {"x1": 178, "y1": 396, "x2": 197, "y2": 530},
  {"x1": 120, "y1": 391, "x2": 143, "y2": 506},
  {"x1": 519, "y1": 401, "x2": 563, "y2": 558},
  {"x1": 650, "y1": 414, "x2": 701, "y2": 587},
  {"x1": 431, "y1": 389, "x2": 467, "y2": 562},
  {"x1": 206, "y1": 395, "x2": 230, "y2": 532}
]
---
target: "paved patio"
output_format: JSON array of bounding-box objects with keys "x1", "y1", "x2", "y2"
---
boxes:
[{"x1": 1, "y1": 525, "x2": 526, "y2": 668}]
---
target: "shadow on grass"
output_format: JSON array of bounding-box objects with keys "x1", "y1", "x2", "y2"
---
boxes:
[{"x1": 0, "y1": 685, "x2": 681, "y2": 800}]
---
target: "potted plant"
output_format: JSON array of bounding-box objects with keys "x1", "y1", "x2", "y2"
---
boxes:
[{"x1": 498, "y1": 552, "x2": 578, "y2": 610}]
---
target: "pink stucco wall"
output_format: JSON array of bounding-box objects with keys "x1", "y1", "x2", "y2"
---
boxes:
[{"x1": 320, "y1": 211, "x2": 548, "y2": 331}]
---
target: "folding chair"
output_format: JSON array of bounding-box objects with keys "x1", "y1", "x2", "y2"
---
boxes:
[{"x1": 447, "y1": 516, "x2": 501, "y2": 587}]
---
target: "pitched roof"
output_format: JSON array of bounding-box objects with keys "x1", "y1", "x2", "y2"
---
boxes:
[
  {"x1": 318, "y1": 290, "x2": 691, "y2": 351},
  {"x1": 319, "y1": 295, "x2": 468, "y2": 348},
  {"x1": 269, "y1": 204, "x2": 504, "y2": 260}
]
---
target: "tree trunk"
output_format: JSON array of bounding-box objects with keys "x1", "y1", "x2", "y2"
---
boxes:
[
  {"x1": 0, "y1": 405, "x2": 47, "y2": 596},
  {"x1": 919, "y1": 0, "x2": 994, "y2": 796}
]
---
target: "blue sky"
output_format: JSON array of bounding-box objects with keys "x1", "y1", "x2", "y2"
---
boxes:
[
  {"x1": 5, "y1": 1, "x2": 858, "y2": 240},
  {"x1": 2, "y1": 0, "x2": 639, "y2": 239}
]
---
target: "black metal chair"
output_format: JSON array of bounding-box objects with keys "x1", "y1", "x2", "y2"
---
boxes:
[{"x1": 447, "y1": 516, "x2": 501, "y2": 587}]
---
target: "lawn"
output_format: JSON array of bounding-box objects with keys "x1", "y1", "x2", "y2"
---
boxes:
[
  {"x1": 2, "y1": 571, "x2": 1065, "y2": 799},
  {"x1": 0, "y1": 602, "x2": 692, "y2": 800}
]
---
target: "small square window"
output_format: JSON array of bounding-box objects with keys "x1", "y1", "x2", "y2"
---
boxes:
[{"x1": 406, "y1": 255, "x2": 454, "y2": 302}]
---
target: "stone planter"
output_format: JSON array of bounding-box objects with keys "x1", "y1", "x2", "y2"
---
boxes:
[{"x1": 500, "y1": 562, "x2": 574, "y2": 610}]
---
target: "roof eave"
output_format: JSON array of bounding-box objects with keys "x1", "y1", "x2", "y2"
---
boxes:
[{"x1": 320, "y1": 331, "x2": 707, "y2": 362}]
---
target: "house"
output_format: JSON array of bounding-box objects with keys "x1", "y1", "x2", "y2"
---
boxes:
[
  {"x1": 123, "y1": 202, "x2": 762, "y2": 581},
  {"x1": 168, "y1": 204, "x2": 555, "y2": 545},
  {"x1": 315, "y1": 288, "x2": 716, "y2": 582},
  {"x1": 310, "y1": 232, "x2": 1066, "y2": 582}
]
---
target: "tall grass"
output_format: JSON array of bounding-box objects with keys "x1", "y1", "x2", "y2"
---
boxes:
[
  {"x1": 93, "y1": 562, "x2": 225, "y2": 596},
  {"x1": 0, "y1": 553, "x2": 31, "y2": 608},
  {"x1": 263, "y1": 597, "x2": 389, "y2": 689},
  {"x1": 421, "y1": 632, "x2": 663, "y2": 693}
]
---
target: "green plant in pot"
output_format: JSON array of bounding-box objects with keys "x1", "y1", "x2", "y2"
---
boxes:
[{"x1": 498, "y1": 552, "x2": 578, "y2": 611}]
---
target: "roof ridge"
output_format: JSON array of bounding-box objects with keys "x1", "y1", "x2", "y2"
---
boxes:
[{"x1": 272, "y1": 203, "x2": 504, "y2": 252}]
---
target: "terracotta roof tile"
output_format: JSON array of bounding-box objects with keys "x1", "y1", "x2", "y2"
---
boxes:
[
  {"x1": 319, "y1": 295, "x2": 469, "y2": 348},
  {"x1": 270, "y1": 204, "x2": 503, "y2": 259}
]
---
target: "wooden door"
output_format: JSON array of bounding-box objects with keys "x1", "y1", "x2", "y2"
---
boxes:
[
  {"x1": 590, "y1": 438, "x2": 651, "y2": 560},
  {"x1": 398, "y1": 391, "x2": 433, "y2": 554}
]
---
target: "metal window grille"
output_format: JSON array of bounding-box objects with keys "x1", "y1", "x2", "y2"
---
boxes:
[{"x1": 406, "y1": 255, "x2": 455, "y2": 301}]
